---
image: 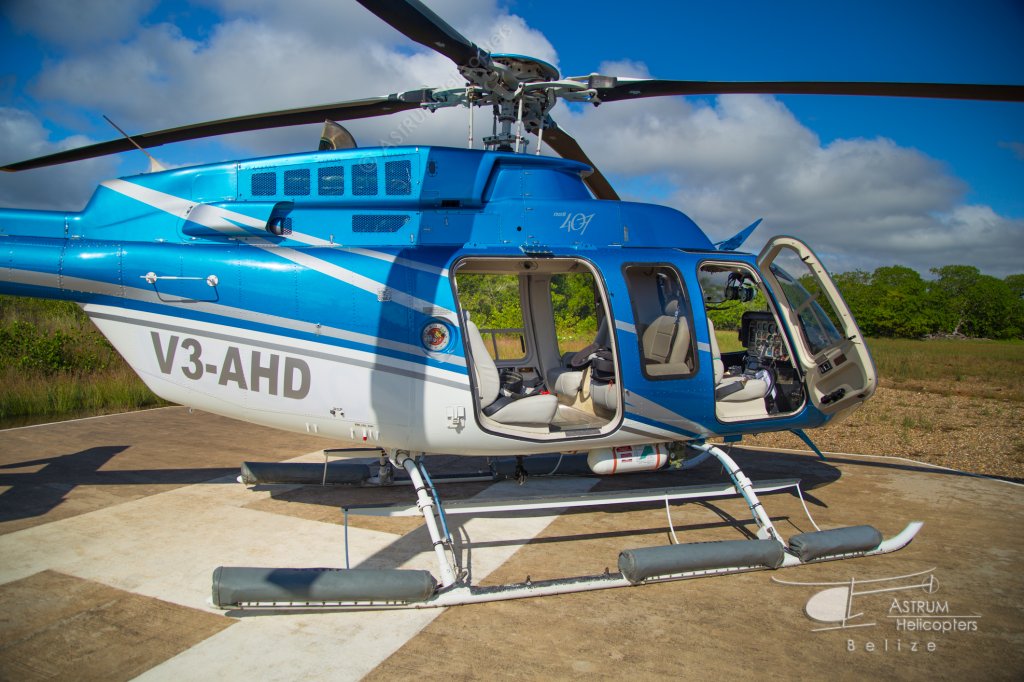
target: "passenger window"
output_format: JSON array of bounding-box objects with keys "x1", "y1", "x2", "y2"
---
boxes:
[
  {"x1": 624, "y1": 265, "x2": 696, "y2": 379},
  {"x1": 454, "y1": 273, "x2": 527, "y2": 361},
  {"x1": 550, "y1": 272, "x2": 599, "y2": 356}
]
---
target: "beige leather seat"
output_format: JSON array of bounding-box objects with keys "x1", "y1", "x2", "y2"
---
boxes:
[
  {"x1": 707, "y1": 319, "x2": 769, "y2": 403},
  {"x1": 465, "y1": 320, "x2": 558, "y2": 426},
  {"x1": 641, "y1": 301, "x2": 692, "y2": 376},
  {"x1": 545, "y1": 317, "x2": 611, "y2": 399}
]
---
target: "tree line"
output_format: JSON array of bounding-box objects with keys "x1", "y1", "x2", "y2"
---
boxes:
[{"x1": 833, "y1": 265, "x2": 1024, "y2": 340}]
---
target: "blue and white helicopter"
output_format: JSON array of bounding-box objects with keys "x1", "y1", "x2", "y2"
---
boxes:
[{"x1": 3, "y1": 0, "x2": 1022, "y2": 609}]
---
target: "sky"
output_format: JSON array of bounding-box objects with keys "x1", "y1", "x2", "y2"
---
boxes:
[{"x1": 1, "y1": 0, "x2": 1022, "y2": 276}]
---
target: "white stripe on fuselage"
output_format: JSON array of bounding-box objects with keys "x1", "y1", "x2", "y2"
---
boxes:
[{"x1": 101, "y1": 179, "x2": 454, "y2": 316}]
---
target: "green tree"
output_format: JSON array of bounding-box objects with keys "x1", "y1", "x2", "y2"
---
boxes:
[
  {"x1": 706, "y1": 292, "x2": 767, "y2": 331},
  {"x1": 928, "y1": 265, "x2": 981, "y2": 336},
  {"x1": 959, "y1": 275, "x2": 1020, "y2": 339},
  {"x1": 832, "y1": 270, "x2": 872, "y2": 323},
  {"x1": 1004, "y1": 274, "x2": 1024, "y2": 299},
  {"x1": 550, "y1": 273, "x2": 598, "y2": 336},
  {"x1": 863, "y1": 266, "x2": 934, "y2": 338}
]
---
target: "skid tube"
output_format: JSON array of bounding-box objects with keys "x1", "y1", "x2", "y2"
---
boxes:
[{"x1": 212, "y1": 444, "x2": 923, "y2": 611}]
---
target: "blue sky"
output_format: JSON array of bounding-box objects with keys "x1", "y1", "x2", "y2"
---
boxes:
[{"x1": 1, "y1": 0, "x2": 1022, "y2": 275}]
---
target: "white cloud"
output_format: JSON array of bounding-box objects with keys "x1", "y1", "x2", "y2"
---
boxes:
[
  {"x1": 550, "y1": 89, "x2": 1022, "y2": 276},
  {"x1": 24, "y1": 0, "x2": 555, "y2": 161},
  {"x1": 2, "y1": 3, "x2": 1021, "y2": 276},
  {"x1": 0, "y1": 108, "x2": 116, "y2": 210}
]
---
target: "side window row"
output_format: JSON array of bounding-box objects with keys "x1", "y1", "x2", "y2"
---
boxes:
[{"x1": 249, "y1": 160, "x2": 413, "y2": 198}]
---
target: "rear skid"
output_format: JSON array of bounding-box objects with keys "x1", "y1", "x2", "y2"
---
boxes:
[{"x1": 213, "y1": 444, "x2": 922, "y2": 610}]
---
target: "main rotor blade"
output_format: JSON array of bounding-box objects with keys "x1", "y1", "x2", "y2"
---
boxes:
[
  {"x1": 2, "y1": 96, "x2": 424, "y2": 172},
  {"x1": 354, "y1": 0, "x2": 490, "y2": 68},
  {"x1": 538, "y1": 121, "x2": 620, "y2": 201},
  {"x1": 593, "y1": 80, "x2": 1024, "y2": 103}
]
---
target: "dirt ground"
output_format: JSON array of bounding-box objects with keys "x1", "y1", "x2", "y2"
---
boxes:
[
  {"x1": 365, "y1": 447, "x2": 1024, "y2": 681},
  {"x1": 745, "y1": 385, "x2": 1024, "y2": 481},
  {"x1": 1, "y1": 407, "x2": 1022, "y2": 681}
]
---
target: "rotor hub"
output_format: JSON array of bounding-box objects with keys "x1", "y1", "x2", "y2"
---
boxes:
[{"x1": 489, "y1": 53, "x2": 560, "y2": 83}]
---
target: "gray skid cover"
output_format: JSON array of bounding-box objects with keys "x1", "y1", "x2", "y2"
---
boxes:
[
  {"x1": 619, "y1": 539, "x2": 785, "y2": 583},
  {"x1": 788, "y1": 525, "x2": 883, "y2": 562},
  {"x1": 212, "y1": 567, "x2": 436, "y2": 606}
]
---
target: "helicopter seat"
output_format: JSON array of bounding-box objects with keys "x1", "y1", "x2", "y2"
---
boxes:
[
  {"x1": 641, "y1": 301, "x2": 693, "y2": 376},
  {"x1": 707, "y1": 320, "x2": 769, "y2": 404},
  {"x1": 552, "y1": 370, "x2": 586, "y2": 399},
  {"x1": 546, "y1": 317, "x2": 612, "y2": 401},
  {"x1": 465, "y1": 320, "x2": 558, "y2": 426}
]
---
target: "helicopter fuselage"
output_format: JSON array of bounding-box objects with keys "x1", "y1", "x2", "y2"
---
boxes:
[{"x1": 0, "y1": 146, "x2": 875, "y2": 455}]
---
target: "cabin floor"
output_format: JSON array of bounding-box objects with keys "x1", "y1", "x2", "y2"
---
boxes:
[{"x1": 0, "y1": 407, "x2": 1021, "y2": 681}]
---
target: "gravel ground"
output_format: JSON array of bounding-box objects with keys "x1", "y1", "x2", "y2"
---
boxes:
[{"x1": 744, "y1": 384, "x2": 1024, "y2": 481}]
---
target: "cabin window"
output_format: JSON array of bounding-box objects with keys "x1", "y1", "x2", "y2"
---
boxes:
[
  {"x1": 318, "y1": 166, "x2": 345, "y2": 195},
  {"x1": 251, "y1": 172, "x2": 276, "y2": 196},
  {"x1": 624, "y1": 265, "x2": 697, "y2": 380},
  {"x1": 455, "y1": 273, "x2": 527, "y2": 361},
  {"x1": 352, "y1": 162, "x2": 378, "y2": 196},
  {"x1": 284, "y1": 169, "x2": 310, "y2": 196}
]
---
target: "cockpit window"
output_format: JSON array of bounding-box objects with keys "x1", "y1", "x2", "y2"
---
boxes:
[{"x1": 769, "y1": 262, "x2": 844, "y2": 356}]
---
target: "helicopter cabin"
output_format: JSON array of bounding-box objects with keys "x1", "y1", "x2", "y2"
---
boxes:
[{"x1": 450, "y1": 237, "x2": 875, "y2": 443}]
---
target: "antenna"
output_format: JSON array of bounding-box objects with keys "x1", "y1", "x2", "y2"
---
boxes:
[{"x1": 102, "y1": 115, "x2": 166, "y2": 172}]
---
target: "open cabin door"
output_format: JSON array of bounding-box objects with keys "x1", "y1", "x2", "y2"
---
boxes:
[{"x1": 757, "y1": 236, "x2": 876, "y2": 417}]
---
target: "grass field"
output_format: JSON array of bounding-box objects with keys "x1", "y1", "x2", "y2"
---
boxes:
[
  {"x1": 868, "y1": 336, "x2": 1024, "y2": 402},
  {"x1": 0, "y1": 297, "x2": 165, "y2": 426}
]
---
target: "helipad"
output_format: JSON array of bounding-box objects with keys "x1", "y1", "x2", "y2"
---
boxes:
[{"x1": 1, "y1": 407, "x2": 1021, "y2": 680}]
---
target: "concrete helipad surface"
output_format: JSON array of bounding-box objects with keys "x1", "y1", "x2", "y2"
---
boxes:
[{"x1": 1, "y1": 407, "x2": 1022, "y2": 681}]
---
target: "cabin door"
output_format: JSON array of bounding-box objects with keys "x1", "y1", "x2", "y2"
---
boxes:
[{"x1": 757, "y1": 236, "x2": 876, "y2": 418}]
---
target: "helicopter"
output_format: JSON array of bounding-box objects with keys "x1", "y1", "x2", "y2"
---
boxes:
[{"x1": 2, "y1": 0, "x2": 1022, "y2": 609}]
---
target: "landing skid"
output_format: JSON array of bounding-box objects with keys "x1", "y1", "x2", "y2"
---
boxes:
[{"x1": 213, "y1": 444, "x2": 923, "y2": 611}]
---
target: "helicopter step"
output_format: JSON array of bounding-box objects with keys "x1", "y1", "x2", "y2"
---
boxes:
[{"x1": 213, "y1": 445, "x2": 923, "y2": 610}]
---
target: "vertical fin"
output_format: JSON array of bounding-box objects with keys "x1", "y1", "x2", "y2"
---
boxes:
[{"x1": 714, "y1": 218, "x2": 762, "y2": 251}]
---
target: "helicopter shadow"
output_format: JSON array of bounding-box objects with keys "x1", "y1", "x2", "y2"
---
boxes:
[{"x1": 0, "y1": 446, "x2": 240, "y2": 524}]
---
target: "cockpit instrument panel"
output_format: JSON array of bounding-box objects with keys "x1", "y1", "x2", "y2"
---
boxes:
[{"x1": 739, "y1": 311, "x2": 788, "y2": 361}]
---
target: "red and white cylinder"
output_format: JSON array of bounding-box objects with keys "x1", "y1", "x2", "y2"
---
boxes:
[{"x1": 587, "y1": 444, "x2": 668, "y2": 475}]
